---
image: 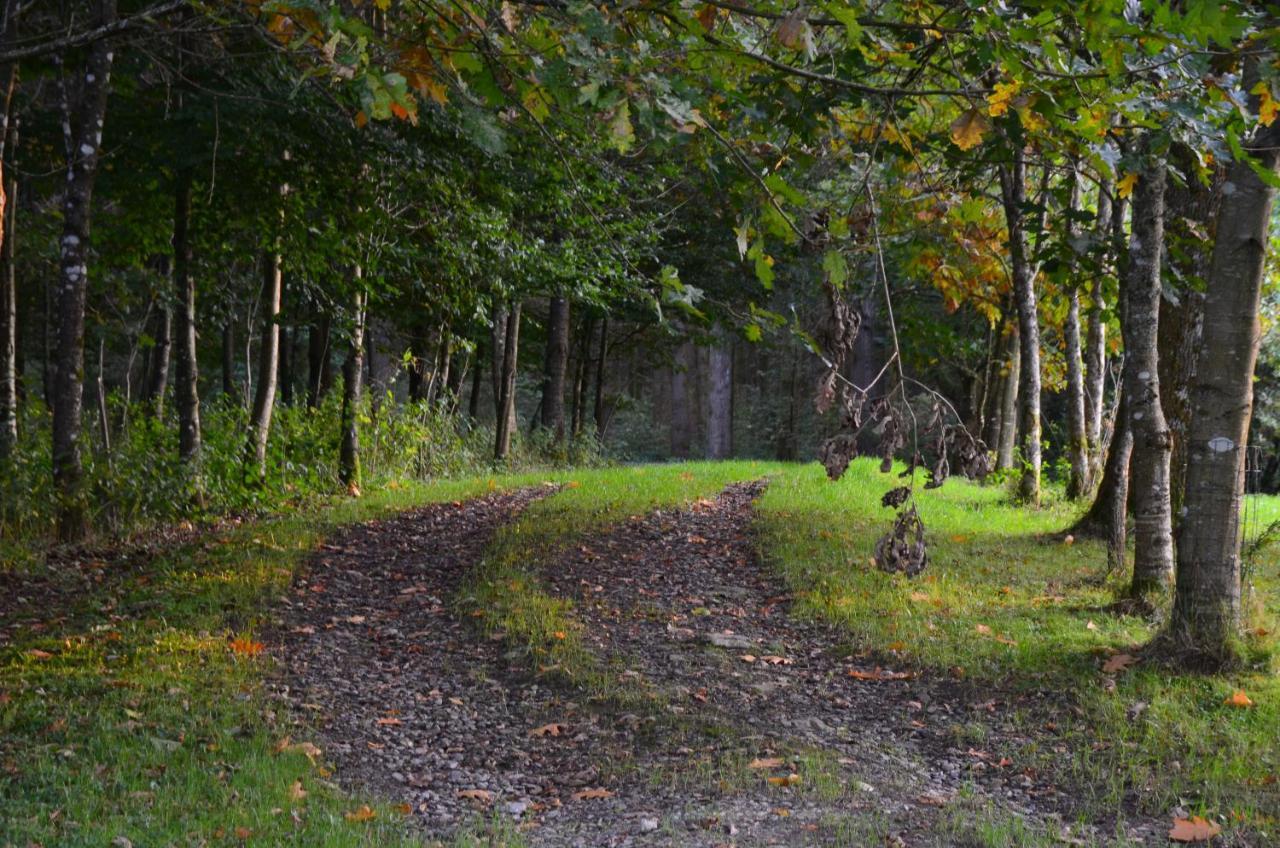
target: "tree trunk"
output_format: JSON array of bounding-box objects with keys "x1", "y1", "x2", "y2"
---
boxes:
[
  {"x1": 307, "y1": 315, "x2": 331, "y2": 408},
  {"x1": 707, "y1": 327, "x2": 732, "y2": 459},
  {"x1": 593, "y1": 316, "x2": 608, "y2": 439},
  {"x1": 1060, "y1": 165, "x2": 1089, "y2": 499},
  {"x1": 0, "y1": 63, "x2": 15, "y2": 460},
  {"x1": 998, "y1": 151, "x2": 1042, "y2": 504},
  {"x1": 278, "y1": 325, "x2": 293, "y2": 407},
  {"x1": 1084, "y1": 182, "x2": 1115, "y2": 484},
  {"x1": 246, "y1": 250, "x2": 282, "y2": 482},
  {"x1": 494, "y1": 301, "x2": 520, "y2": 460},
  {"x1": 1123, "y1": 161, "x2": 1174, "y2": 599},
  {"x1": 1168, "y1": 88, "x2": 1280, "y2": 665},
  {"x1": 490, "y1": 304, "x2": 506, "y2": 420},
  {"x1": 468, "y1": 351, "x2": 482, "y2": 419},
  {"x1": 52, "y1": 1, "x2": 116, "y2": 541},
  {"x1": 142, "y1": 296, "x2": 171, "y2": 416},
  {"x1": 339, "y1": 284, "x2": 365, "y2": 491},
  {"x1": 571, "y1": 316, "x2": 594, "y2": 437},
  {"x1": 670, "y1": 337, "x2": 694, "y2": 459},
  {"x1": 172, "y1": 168, "x2": 201, "y2": 463},
  {"x1": 539, "y1": 295, "x2": 569, "y2": 442},
  {"x1": 445, "y1": 349, "x2": 465, "y2": 413},
  {"x1": 996, "y1": 328, "x2": 1020, "y2": 471}
]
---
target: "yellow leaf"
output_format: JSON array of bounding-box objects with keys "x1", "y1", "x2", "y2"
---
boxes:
[
  {"x1": 344, "y1": 804, "x2": 376, "y2": 822},
  {"x1": 1117, "y1": 172, "x2": 1138, "y2": 198},
  {"x1": 1019, "y1": 106, "x2": 1047, "y2": 132},
  {"x1": 1252, "y1": 81, "x2": 1278, "y2": 126},
  {"x1": 987, "y1": 80, "x2": 1021, "y2": 117},
  {"x1": 229, "y1": 637, "x2": 264, "y2": 656},
  {"x1": 767, "y1": 773, "x2": 802, "y2": 787},
  {"x1": 1224, "y1": 689, "x2": 1253, "y2": 708},
  {"x1": 949, "y1": 109, "x2": 989, "y2": 151},
  {"x1": 1168, "y1": 815, "x2": 1222, "y2": 842}
]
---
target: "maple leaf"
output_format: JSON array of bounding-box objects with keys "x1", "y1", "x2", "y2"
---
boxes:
[
  {"x1": 1168, "y1": 815, "x2": 1222, "y2": 842},
  {"x1": 1223, "y1": 689, "x2": 1253, "y2": 708},
  {"x1": 949, "y1": 109, "x2": 989, "y2": 151},
  {"x1": 344, "y1": 805, "x2": 376, "y2": 822},
  {"x1": 1102, "y1": 653, "x2": 1137, "y2": 674},
  {"x1": 229, "y1": 637, "x2": 264, "y2": 656},
  {"x1": 987, "y1": 80, "x2": 1021, "y2": 117},
  {"x1": 572, "y1": 787, "x2": 614, "y2": 800},
  {"x1": 1117, "y1": 172, "x2": 1138, "y2": 198},
  {"x1": 1252, "y1": 81, "x2": 1278, "y2": 126}
]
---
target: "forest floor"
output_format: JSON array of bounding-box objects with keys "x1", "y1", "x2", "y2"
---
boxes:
[{"x1": 3, "y1": 462, "x2": 1279, "y2": 847}]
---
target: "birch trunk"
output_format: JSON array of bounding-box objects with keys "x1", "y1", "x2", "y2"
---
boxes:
[
  {"x1": 52, "y1": 0, "x2": 116, "y2": 541},
  {"x1": 1063, "y1": 166, "x2": 1088, "y2": 499},
  {"x1": 707, "y1": 327, "x2": 732, "y2": 459},
  {"x1": 246, "y1": 250, "x2": 282, "y2": 482},
  {"x1": 494, "y1": 301, "x2": 520, "y2": 460},
  {"x1": 998, "y1": 150, "x2": 1042, "y2": 504},
  {"x1": 339, "y1": 285, "x2": 365, "y2": 490},
  {"x1": 173, "y1": 168, "x2": 200, "y2": 463},
  {"x1": 1122, "y1": 162, "x2": 1174, "y2": 598}
]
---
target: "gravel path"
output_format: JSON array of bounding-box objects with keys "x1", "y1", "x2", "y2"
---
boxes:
[{"x1": 270, "y1": 482, "x2": 1171, "y2": 846}]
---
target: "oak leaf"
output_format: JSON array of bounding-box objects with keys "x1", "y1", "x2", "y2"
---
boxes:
[
  {"x1": 1117, "y1": 172, "x2": 1138, "y2": 198},
  {"x1": 1102, "y1": 653, "x2": 1137, "y2": 674},
  {"x1": 949, "y1": 109, "x2": 989, "y2": 151},
  {"x1": 1168, "y1": 815, "x2": 1221, "y2": 842}
]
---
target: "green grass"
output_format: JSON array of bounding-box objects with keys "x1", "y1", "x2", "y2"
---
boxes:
[
  {"x1": 755, "y1": 458, "x2": 1280, "y2": 838},
  {"x1": 0, "y1": 475, "x2": 553, "y2": 847}
]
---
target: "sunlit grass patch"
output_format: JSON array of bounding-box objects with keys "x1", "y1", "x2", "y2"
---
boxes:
[{"x1": 755, "y1": 458, "x2": 1280, "y2": 836}]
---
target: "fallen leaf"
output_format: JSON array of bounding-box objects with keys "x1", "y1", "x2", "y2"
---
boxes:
[
  {"x1": 1086, "y1": 620, "x2": 1097, "y2": 631},
  {"x1": 530, "y1": 723, "x2": 568, "y2": 737},
  {"x1": 749, "y1": 757, "x2": 785, "y2": 769},
  {"x1": 229, "y1": 637, "x2": 264, "y2": 657},
  {"x1": 282, "y1": 741, "x2": 322, "y2": 762},
  {"x1": 1102, "y1": 653, "x2": 1137, "y2": 674},
  {"x1": 1168, "y1": 815, "x2": 1221, "y2": 842},
  {"x1": 457, "y1": 789, "x2": 493, "y2": 803},
  {"x1": 848, "y1": 667, "x2": 914, "y2": 681},
  {"x1": 393, "y1": 802, "x2": 413, "y2": 815},
  {"x1": 234, "y1": 826, "x2": 253, "y2": 838},
  {"x1": 767, "y1": 773, "x2": 802, "y2": 787},
  {"x1": 760, "y1": 655, "x2": 793, "y2": 665},
  {"x1": 975, "y1": 624, "x2": 992, "y2": 635},
  {"x1": 26, "y1": 649, "x2": 53, "y2": 660},
  {"x1": 909, "y1": 592, "x2": 931, "y2": 603},
  {"x1": 572, "y1": 787, "x2": 614, "y2": 800},
  {"x1": 344, "y1": 804, "x2": 376, "y2": 822},
  {"x1": 1223, "y1": 689, "x2": 1253, "y2": 708},
  {"x1": 289, "y1": 780, "x2": 307, "y2": 800},
  {"x1": 739, "y1": 654, "x2": 757, "y2": 663},
  {"x1": 376, "y1": 717, "x2": 402, "y2": 726}
]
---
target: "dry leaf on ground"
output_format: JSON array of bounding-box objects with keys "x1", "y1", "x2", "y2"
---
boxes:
[{"x1": 1168, "y1": 815, "x2": 1222, "y2": 842}]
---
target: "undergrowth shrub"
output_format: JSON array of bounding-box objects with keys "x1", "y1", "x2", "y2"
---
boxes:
[{"x1": 0, "y1": 385, "x2": 606, "y2": 548}]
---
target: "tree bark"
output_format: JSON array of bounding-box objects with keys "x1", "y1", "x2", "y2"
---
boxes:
[
  {"x1": 670, "y1": 337, "x2": 694, "y2": 459},
  {"x1": 538, "y1": 295, "x2": 570, "y2": 442},
  {"x1": 571, "y1": 315, "x2": 594, "y2": 437},
  {"x1": 0, "y1": 61, "x2": 16, "y2": 460},
  {"x1": 996, "y1": 327, "x2": 1020, "y2": 471},
  {"x1": 52, "y1": 0, "x2": 116, "y2": 541},
  {"x1": 468, "y1": 350, "x2": 482, "y2": 419},
  {"x1": 707, "y1": 326, "x2": 732, "y2": 459},
  {"x1": 494, "y1": 301, "x2": 520, "y2": 460},
  {"x1": 593, "y1": 316, "x2": 608, "y2": 438},
  {"x1": 172, "y1": 168, "x2": 200, "y2": 463},
  {"x1": 1084, "y1": 182, "x2": 1114, "y2": 483},
  {"x1": 998, "y1": 150, "x2": 1042, "y2": 504},
  {"x1": 278, "y1": 325, "x2": 293, "y2": 407},
  {"x1": 1063, "y1": 166, "x2": 1089, "y2": 499},
  {"x1": 142, "y1": 294, "x2": 171, "y2": 416},
  {"x1": 1122, "y1": 162, "x2": 1174, "y2": 598},
  {"x1": 306, "y1": 315, "x2": 331, "y2": 408},
  {"x1": 247, "y1": 248, "x2": 282, "y2": 482},
  {"x1": 1168, "y1": 89, "x2": 1280, "y2": 664},
  {"x1": 339, "y1": 284, "x2": 365, "y2": 491}
]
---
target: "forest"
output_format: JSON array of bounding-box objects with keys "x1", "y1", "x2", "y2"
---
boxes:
[{"x1": 3, "y1": 0, "x2": 1280, "y2": 846}]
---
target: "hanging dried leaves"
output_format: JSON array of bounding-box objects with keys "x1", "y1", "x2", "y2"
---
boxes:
[
  {"x1": 814, "y1": 284, "x2": 861, "y2": 415},
  {"x1": 818, "y1": 433, "x2": 859, "y2": 480},
  {"x1": 874, "y1": 505, "x2": 928, "y2": 576}
]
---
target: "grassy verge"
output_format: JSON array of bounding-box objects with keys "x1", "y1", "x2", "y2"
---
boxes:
[
  {"x1": 755, "y1": 458, "x2": 1280, "y2": 837},
  {"x1": 0, "y1": 475, "x2": 552, "y2": 847},
  {"x1": 461, "y1": 461, "x2": 778, "y2": 694}
]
